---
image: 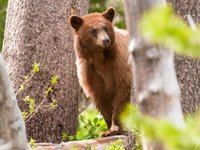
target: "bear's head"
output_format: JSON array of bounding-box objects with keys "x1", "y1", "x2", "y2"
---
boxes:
[{"x1": 69, "y1": 7, "x2": 116, "y2": 50}]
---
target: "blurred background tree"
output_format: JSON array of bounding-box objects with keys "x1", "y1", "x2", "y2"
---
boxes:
[{"x1": 0, "y1": 0, "x2": 125, "y2": 50}]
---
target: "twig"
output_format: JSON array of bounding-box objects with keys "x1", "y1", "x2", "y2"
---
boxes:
[{"x1": 187, "y1": 14, "x2": 197, "y2": 30}]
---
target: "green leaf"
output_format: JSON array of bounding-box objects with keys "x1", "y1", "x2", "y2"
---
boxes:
[
  {"x1": 50, "y1": 75, "x2": 59, "y2": 85},
  {"x1": 140, "y1": 5, "x2": 200, "y2": 58},
  {"x1": 29, "y1": 138, "x2": 37, "y2": 148},
  {"x1": 24, "y1": 96, "x2": 30, "y2": 102},
  {"x1": 45, "y1": 87, "x2": 53, "y2": 95},
  {"x1": 61, "y1": 132, "x2": 68, "y2": 141},
  {"x1": 50, "y1": 99, "x2": 58, "y2": 109},
  {"x1": 32, "y1": 62, "x2": 40, "y2": 73},
  {"x1": 19, "y1": 84, "x2": 24, "y2": 92},
  {"x1": 29, "y1": 104, "x2": 35, "y2": 113},
  {"x1": 93, "y1": 117, "x2": 98, "y2": 124},
  {"x1": 22, "y1": 111, "x2": 28, "y2": 119}
]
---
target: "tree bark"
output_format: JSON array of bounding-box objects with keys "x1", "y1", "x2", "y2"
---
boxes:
[
  {"x1": 124, "y1": 0, "x2": 184, "y2": 150},
  {"x1": 0, "y1": 54, "x2": 27, "y2": 150},
  {"x1": 166, "y1": 0, "x2": 200, "y2": 114},
  {"x1": 2, "y1": 0, "x2": 88, "y2": 143}
]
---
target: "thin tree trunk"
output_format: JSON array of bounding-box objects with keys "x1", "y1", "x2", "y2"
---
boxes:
[
  {"x1": 0, "y1": 54, "x2": 26, "y2": 150},
  {"x1": 2, "y1": 0, "x2": 88, "y2": 142},
  {"x1": 167, "y1": 0, "x2": 200, "y2": 114},
  {"x1": 124, "y1": 0, "x2": 184, "y2": 150}
]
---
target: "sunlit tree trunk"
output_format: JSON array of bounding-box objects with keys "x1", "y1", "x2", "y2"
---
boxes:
[
  {"x1": 2, "y1": 0, "x2": 88, "y2": 142},
  {"x1": 167, "y1": 0, "x2": 200, "y2": 114},
  {"x1": 124, "y1": 0, "x2": 184, "y2": 149}
]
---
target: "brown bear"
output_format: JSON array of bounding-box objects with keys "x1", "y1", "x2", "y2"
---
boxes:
[{"x1": 69, "y1": 7, "x2": 132, "y2": 136}]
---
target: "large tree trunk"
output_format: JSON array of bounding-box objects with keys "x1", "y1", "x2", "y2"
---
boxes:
[
  {"x1": 2, "y1": 0, "x2": 88, "y2": 143},
  {"x1": 124, "y1": 0, "x2": 184, "y2": 150},
  {"x1": 167, "y1": 0, "x2": 200, "y2": 114},
  {"x1": 0, "y1": 54, "x2": 26, "y2": 150}
]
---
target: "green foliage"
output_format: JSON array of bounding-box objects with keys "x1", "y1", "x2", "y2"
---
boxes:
[
  {"x1": 62, "y1": 107, "x2": 107, "y2": 141},
  {"x1": 17, "y1": 62, "x2": 40, "y2": 95},
  {"x1": 20, "y1": 62, "x2": 58, "y2": 122},
  {"x1": 29, "y1": 138, "x2": 37, "y2": 148},
  {"x1": 50, "y1": 99, "x2": 58, "y2": 109},
  {"x1": 32, "y1": 62, "x2": 40, "y2": 73},
  {"x1": 76, "y1": 107, "x2": 107, "y2": 140},
  {"x1": 89, "y1": 0, "x2": 126, "y2": 29},
  {"x1": 105, "y1": 139, "x2": 125, "y2": 150},
  {"x1": 23, "y1": 96, "x2": 36, "y2": 114},
  {"x1": 50, "y1": 75, "x2": 59, "y2": 85},
  {"x1": 22, "y1": 111, "x2": 28, "y2": 119},
  {"x1": 89, "y1": 0, "x2": 107, "y2": 13},
  {"x1": 122, "y1": 104, "x2": 200, "y2": 150},
  {"x1": 0, "y1": 0, "x2": 7, "y2": 50},
  {"x1": 45, "y1": 87, "x2": 53, "y2": 95},
  {"x1": 141, "y1": 5, "x2": 200, "y2": 58}
]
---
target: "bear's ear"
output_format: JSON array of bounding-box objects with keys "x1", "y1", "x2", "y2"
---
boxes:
[
  {"x1": 102, "y1": 7, "x2": 116, "y2": 22},
  {"x1": 69, "y1": 15, "x2": 83, "y2": 31}
]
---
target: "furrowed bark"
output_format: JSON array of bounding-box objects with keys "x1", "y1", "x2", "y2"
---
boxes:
[
  {"x1": 124, "y1": 0, "x2": 184, "y2": 150},
  {"x1": 167, "y1": 0, "x2": 200, "y2": 114},
  {"x1": 2, "y1": 0, "x2": 88, "y2": 142},
  {"x1": 0, "y1": 54, "x2": 26, "y2": 150}
]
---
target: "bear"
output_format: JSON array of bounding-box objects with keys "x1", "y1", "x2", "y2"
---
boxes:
[{"x1": 69, "y1": 7, "x2": 132, "y2": 136}]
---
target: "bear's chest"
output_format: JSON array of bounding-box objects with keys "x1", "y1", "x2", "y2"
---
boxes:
[{"x1": 76, "y1": 58, "x2": 115, "y2": 99}]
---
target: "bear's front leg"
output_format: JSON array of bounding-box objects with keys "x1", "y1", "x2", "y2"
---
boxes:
[
  {"x1": 101, "y1": 106, "x2": 125, "y2": 137},
  {"x1": 101, "y1": 122, "x2": 120, "y2": 137},
  {"x1": 96, "y1": 100, "x2": 113, "y2": 130}
]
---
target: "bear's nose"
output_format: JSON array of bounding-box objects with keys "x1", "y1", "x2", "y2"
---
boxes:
[{"x1": 103, "y1": 38, "x2": 111, "y2": 47}]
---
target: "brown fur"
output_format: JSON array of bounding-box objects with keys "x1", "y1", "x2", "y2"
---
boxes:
[{"x1": 70, "y1": 8, "x2": 132, "y2": 136}]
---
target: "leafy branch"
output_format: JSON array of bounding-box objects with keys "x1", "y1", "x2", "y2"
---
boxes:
[
  {"x1": 140, "y1": 5, "x2": 200, "y2": 58},
  {"x1": 121, "y1": 104, "x2": 200, "y2": 150},
  {"x1": 18, "y1": 62, "x2": 59, "y2": 123},
  {"x1": 16, "y1": 62, "x2": 40, "y2": 96}
]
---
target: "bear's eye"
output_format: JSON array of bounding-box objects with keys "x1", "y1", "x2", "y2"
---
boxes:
[
  {"x1": 103, "y1": 27, "x2": 108, "y2": 32},
  {"x1": 91, "y1": 29, "x2": 97, "y2": 36}
]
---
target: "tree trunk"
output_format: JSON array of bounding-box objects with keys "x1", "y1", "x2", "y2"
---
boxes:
[
  {"x1": 124, "y1": 0, "x2": 184, "y2": 150},
  {"x1": 2, "y1": 0, "x2": 88, "y2": 143},
  {"x1": 0, "y1": 54, "x2": 27, "y2": 150},
  {"x1": 167, "y1": 0, "x2": 200, "y2": 114}
]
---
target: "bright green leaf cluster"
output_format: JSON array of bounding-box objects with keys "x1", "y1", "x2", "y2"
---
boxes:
[
  {"x1": 29, "y1": 138, "x2": 37, "y2": 148},
  {"x1": 140, "y1": 5, "x2": 200, "y2": 58},
  {"x1": 62, "y1": 107, "x2": 107, "y2": 141},
  {"x1": 75, "y1": 108, "x2": 107, "y2": 140},
  {"x1": 50, "y1": 75, "x2": 59, "y2": 85},
  {"x1": 24, "y1": 96, "x2": 36, "y2": 114},
  {"x1": 61, "y1": 132, "x2": 69, "y2": 141},
  {"x1": 22, "y1": 111, "x2": 28, "y2": 119},
  {"x1": 32, "y1": 62, "x2": 40, "y2": 73},
  {"x1": 45, "y1": 87, "x2": 53, "y2": 95}
]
